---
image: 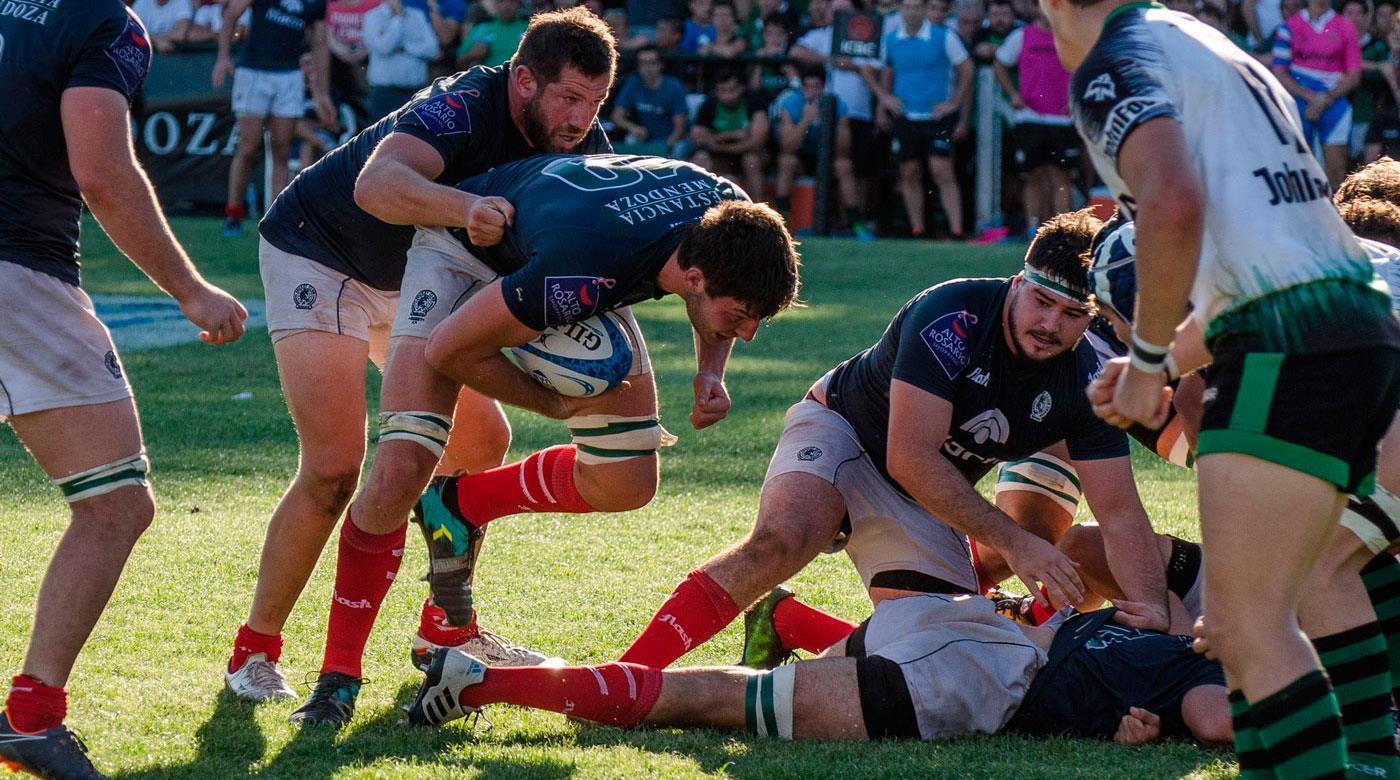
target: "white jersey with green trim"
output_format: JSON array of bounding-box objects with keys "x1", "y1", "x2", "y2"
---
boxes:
[{"x1": 1069, "y1": 3, "x2": 1374, "y2": 344}]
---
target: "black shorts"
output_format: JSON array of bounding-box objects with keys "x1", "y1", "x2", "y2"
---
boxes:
[
  {"x1": 1365, "y1": 107, "x2": 1400, "y2": 158},
  {"x1": 848, "y1": 117, "x2": 890, "y2": 172},
  {"x1": 894, "y1": 114, "x2": 957, "y2": 161},
  {"x1": 1197, "y1": 345, "x2": 1400, "y2": 495},
  {"x1": 1013, "y1": 122, "x2": 1081, "y2": 173},
  {"x1": 1007, "y1": 610, "x2": 1226, "y2": 739}
]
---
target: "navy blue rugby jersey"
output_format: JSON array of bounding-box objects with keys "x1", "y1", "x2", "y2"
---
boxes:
[
  {"x1": 0, "y1": 0, "x2": 151, "y2": 286},
  {"x1": 239, "y1": 0, "x2": 325, "y2": 72},
  {"x1": 825, "y1": 278, "x2": 1129, "y2": 484},
  {"x1": 259, "y1": 65, "x2": 612, "y2": 291},
  {"x1": 451, "y1": 154, "x2": 747, "y2": 331}
]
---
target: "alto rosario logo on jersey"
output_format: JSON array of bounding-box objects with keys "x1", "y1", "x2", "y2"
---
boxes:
[
  {"x1": 960, "y1": 409, "x2": 1010, "y2": 445},
  {"x1": 1030, "y1": 390, "x2": 1052, "y2": 422},
  {"x1": 105, "y1": 10, "x2": 153, "y2": 95},
  {"x1": 921, "y1": 311, "x2": 979, "y2": 380},
  {"x1": 413, "y1": 93, "x2": 473, "y2": 136},
  {"x1": 543, "y1": 276, "x2": 616, "y2": 327},
  {"x1": 1083, "y1": 73, "x2": 1117, "y2": 102}
]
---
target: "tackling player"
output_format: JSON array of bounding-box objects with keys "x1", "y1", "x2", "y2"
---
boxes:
[
  {"x1": 288, "y1": 153, "x2": 801, "y2": 726},
  {"x1": 404, "y1": 600, "x2": 1232, "y2": 749},
  {"x1": 223, "y1": 8, "x2": 620, "y2": 703},
  {"x1": 0, "y1": 4, "x2": 247, "y2": 776},
  {"x1": 615, "y1": 210, "x2": 1174, "y2": 675},
  {"x1": 1042, "y1": 0, "x2": 1400, "y2": 774}
]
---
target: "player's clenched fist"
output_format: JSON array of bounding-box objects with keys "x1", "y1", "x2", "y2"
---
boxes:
[
  {"x1": 1003, "y1": 531, "x2": 1084, "y2": 611},
  {"x1": 179, "y1": 282, "x2": 248, "y2": 346},
  {"x1": 466, "y1": 196, "x2": 515, "y2": 247},
  {"x1": 690, "y1": 371, "x2": 731, "y2": 429}
]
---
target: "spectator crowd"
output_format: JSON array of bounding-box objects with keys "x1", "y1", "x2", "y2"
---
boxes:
[{"x1": 128, "y1": 0, "x2": 1400, "y2": 240}]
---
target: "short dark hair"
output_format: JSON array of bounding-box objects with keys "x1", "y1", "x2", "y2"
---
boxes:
[
  {"x1": 637, "y1": 44, "x2": 661, "y2": 60},
  {"x1": 763, "y1": 11, "x2": 790, "y2": 29},
  {"x1": 1025, "y1": 208, "x2": 1103, "y2": 299},
  {"x1": 797, "y1": 62, "x2": 826, "y2": 82},
  {"x1": 678, "y1": 200, "x2": 802, "y2": 320},
  {"x1": 1335, "y1": 156, "x2": 1400, "y2": 206},
  {"x1": 1339, "y1": 197, "x2": 1400, "y2": 244},
  {"x1": 713, "y1": 66, "x2": 744, "y2": 86},
  {"x1": 1343, "y1": 0, "x2": 1371, "y2": 12},
  {"x1": 511, "y1": 7, "x2": 619, "y2": 85}
]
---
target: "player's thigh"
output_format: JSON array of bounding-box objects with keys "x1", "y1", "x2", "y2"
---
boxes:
[
  {"x1": 273, "y1": 330, "x2": 371, "y2": 477},
  {"x1": 265, "y1": 115, "x2": 297, "y2": 156},
  {"x1": 379, "y1": 335, "x2": 462, "y2": 415},
  {"x1": 8, "y1": 398, "x2": 144, "y2": 481},
  {"x1": 233, "y1": 113, "x2": 267, "y2": 155},
  {"x1": 749, "y1": 470, "x2": 849, "y2": 560},
  {"x1": 792, "y1": 656, "x2": 866, "y2": 739}
]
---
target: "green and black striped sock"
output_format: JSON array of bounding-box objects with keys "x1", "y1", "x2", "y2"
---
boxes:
[
  {"x1": 1231, "y1": 690, "x2": 1277, "y2": 779},
  {"x1": 1251, "y1": 670, "x2": 1348, "y2": 779},
  {"x1": 1361, "y1": 553, "x2": 1400, "y2": 705},
  {"x1": 1314, "y1": 622, "x2": 1399, "y2": 779}
]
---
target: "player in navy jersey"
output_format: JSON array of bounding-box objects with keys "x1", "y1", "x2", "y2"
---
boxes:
[
  {"x1": 617, "y1": 209, "x2": 1173, "y2": 674},
  {"x1": 0, "y1": 3, "x2": 247, "y2": 776},
  {"x1": 213, "y1": 0, "x2": 336, "y2": 237},
  {"x1": 1043, "y1": 0, "x2": 1400, "y2": 771},
  {"x1": 287, "y1": 152, "x2": 801, "y2": 727},
  {"x1": 224, "y1": 9, "x2": 619, "y2": 706}
]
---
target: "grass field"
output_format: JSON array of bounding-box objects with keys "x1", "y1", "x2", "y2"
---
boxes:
[{"x1": 0, "y1": 218, "x2": 1231, "y2": 779}]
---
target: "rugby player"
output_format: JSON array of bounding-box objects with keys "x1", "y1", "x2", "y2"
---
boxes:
[
  {"x1": 404, "y1": 599, "x2": 1232, "y2": 748},
  {"x1": 1040, "y1": 0, "x2": 1400, "y2": 773},
  {"x1": 616, "y1": 209, "x2": 1175, "y2": 674},
  {"x1": 288, "y1": 152, "x2": 800, "y2": 726},
  {"x1": 0, "y1": 4, "x2": 247, "y2": 776},
  {"x1": 224, "y1": 8, "x2": 617, "y2": 703}
]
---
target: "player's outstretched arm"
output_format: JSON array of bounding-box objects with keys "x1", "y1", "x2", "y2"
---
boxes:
[
  {"x1": 61, "y1": 87, "x2": 246, "y2": 345},
  {"x1": 886, "y1": 381, "x2": 1084, "y2": 609},
  {"x1": 424, "y1": 279, "x2": 582, "y2": 419},
  {"x1": 1075, "y1": 456, "x2": 1170, "y2": 632},
  {"x1": 354, "y1": 133, "x2": 479, "y2": 228}
]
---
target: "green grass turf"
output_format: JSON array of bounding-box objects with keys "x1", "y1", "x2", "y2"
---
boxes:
[{"x1": 0, "y1": 217, "x2": 1227, "y2": 779}]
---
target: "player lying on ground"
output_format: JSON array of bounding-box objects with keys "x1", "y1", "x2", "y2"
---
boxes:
[
  {"x1": 0, "y1": 4, "x2": 248, "y2": 778},
  {"x1": 614, "y1": 209, "x2": 1179, "y2": 678},
  {"x1": 226, "y1": 8, "x2": 620, "y2": 703},
  {"x1": 405, "y1": 596, "x2": 1232, "y2": 747},
  {"x1": 290, "y1": 152, "x2": 801, "y2": 726}
]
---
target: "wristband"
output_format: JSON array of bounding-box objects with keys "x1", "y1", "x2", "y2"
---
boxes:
[{"x1": 1129, "y1": 332, "x2": 1169, "y2": 374}]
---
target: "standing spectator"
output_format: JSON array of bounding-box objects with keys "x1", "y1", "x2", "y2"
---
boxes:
[
  {"x1": 326, "y1": 0, "x2": 378, "y2": 115},
  {"x1": 133, "y1": 0, "x2": 193, "y2": 51},
  {"x1": 1366, "y1": 10, "x2": 1400, "y2": 160},
  {"x1": 702, "y1": 1, "x2": 748, "y2": 56},
  {"x1": 413, "y1": 0, "x2": 466, "y2": 79},
  {"x1": 611, "y1": 45, "x2": 691, "y2": 155},
  {"x1": 955, "y1": 0, "x2": 984, "y2": 46},
  {"x1": 456, "y1": 0, "x2": 529, "y2": 68},
  {"x1": 774, "y1": 66, "x2": 870, "y2": 237},
  {"x1": 749, "y1": 13, "x2": 796, "y2": 99},
  {"x1": 189, "y1": 0, "x2": 251, "y2": 43},
  {"x1": 993, "y1": 7, "x2": 1076, "y2": 238},
  {"x1": 679, "y1": 0, "x2": 717, "y2": 52},
  {"x1": 926, "y1": 0, "x2": 951, "y2": 26},
  {"x1": 793, "y1": 0, "x2": 884, "y2": 233},
  {"x1": 690, "y1": 68, "x2": 769, "y2": 199},
  {"x1": 363, "y1": 0, "x2": 439, "y2": 120},
  {"x1": 969, "y1": 0, "x2": 1019, "y2": 62},
  {"x1": 1273, "y1": 0, "x2": 1363, "y2": 186},
  {"x1": 872, "y1": 0, "x2": 972, "y2": 238},
  {"x1": 1351, "y1": 0, "x2": 1392, "y2": 159},
  {"x1": 743, "y1": 0, "x2": 799, "y2": 50},
  {"x1": 214, "y1": 0, "x2": 337, "y2": 237}
]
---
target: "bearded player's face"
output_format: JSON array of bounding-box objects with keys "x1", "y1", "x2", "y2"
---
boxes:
[
  {"x1": 1006, "y1": 277, "x2": 1092, "y2": 363},
  {"x1": 521, "y1": 65, "x2": 611, "y2": 152}
]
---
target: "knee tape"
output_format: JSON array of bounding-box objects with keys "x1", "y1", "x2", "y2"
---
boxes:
[
  {"x1": 55, "y1": 452, "x2": 150, "y2": 504},
  {"x1": 567, "y1": 414, "x2": 677, "y2": 465},
  {"x1": 377, "y1": 411, "x2": 453, "y2": 458},
  {"x1": 994, "y1": 453, "x2": 1082, "y2": 517},
  {"x1": 744, "y1": 665, "x2": 796, "y2": 739},
  {"x1": 1341, "y1": 486, "x2": 1400, "y2": 555},
  {"x1": 1154, "y1": 415, "x2": 1195, "y2": 469}
]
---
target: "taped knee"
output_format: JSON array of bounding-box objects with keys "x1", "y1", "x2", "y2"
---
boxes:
[
  {"x1": 55, "y1": 452, "x2": 150, "y2": 504},
  {"x1": 744, "y1": 665, "x2": 796, "y2": 739},
  {"x1": 567, "y1": 414, "x2": 677, "y2": 465},
  {"x1": 377, "y1": 411, "x2": 452, "y2": 458},
  {"x1": 1341, "y1": 486, "x2": 1400, "y2": 555},
  {"x1": 994, "y1": 453, "x2": 1082, "y2": 517}
]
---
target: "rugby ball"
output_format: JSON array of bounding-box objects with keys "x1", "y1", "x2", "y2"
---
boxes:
[{"x1": 510, "y1": 311, "x2": 634, "y2": 398}]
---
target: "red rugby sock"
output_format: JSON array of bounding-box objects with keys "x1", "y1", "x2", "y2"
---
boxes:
[
  {"x1": 619, "y1": 569, "x2": 740, "y2": 668},
  {"x1": 229, "y1": 623, "x2": 283, "y2": 673},
  {"x1": 453, "y1": 445, "x2": 593, "y2": 527},
  {"x1": 5, "y1": 675, "x2": 66, "y2": 734},
  {"x1": 418, "y1": 598, "x2": 478, "y2": 647},
  {"x1": 461, "y1": 663, "x2": 663, "y2": 728},
  {"x1": 321, "y1": 514, "x2": 406, "y2": 677},
  {"x1": 772, "y1": 597, "x2": 858, "y2": 654}
]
